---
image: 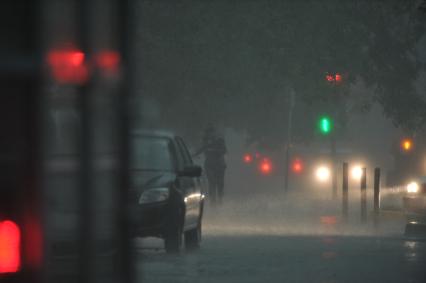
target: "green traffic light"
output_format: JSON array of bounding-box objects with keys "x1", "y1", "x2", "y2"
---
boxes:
[{"x1": 319, "y1": 116, "x2": 332, "y2": 134}]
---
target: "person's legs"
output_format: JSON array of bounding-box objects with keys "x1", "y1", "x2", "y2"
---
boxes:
[
  {"x1": 206, "y1": 167, "x2": 216, "y2": 204},
  {"x1": 216, "y1": 169, "x2": 225, "y2": 204}
]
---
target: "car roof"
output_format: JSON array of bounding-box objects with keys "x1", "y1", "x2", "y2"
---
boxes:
[{"x1": 131, "y1": 129, "x2": 177, "y2": 139}]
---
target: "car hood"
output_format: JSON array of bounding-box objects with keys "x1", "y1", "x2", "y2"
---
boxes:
[{"x1": 130, "y1": 171, "x2": 176, "y2": 193}]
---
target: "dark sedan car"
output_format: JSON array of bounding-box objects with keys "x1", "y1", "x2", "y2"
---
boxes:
[{"x1": 130, "y1": 131, "x2": 204, "y2": 253}]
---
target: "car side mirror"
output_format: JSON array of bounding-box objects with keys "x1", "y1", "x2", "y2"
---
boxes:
[{"x1": 178, "y1": 165, "x2": 202, "y2": 178}]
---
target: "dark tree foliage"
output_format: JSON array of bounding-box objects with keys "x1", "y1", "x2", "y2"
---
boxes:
[{"x1": 134, "y1": 0, "x2": 426, "y2": 145}]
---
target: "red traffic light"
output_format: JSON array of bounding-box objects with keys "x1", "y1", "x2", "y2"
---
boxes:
[
  {"x1": 259, "y1": 158, "x2": 273, "y2": 175},
  {"x1": 325, "y1": 73, "x2": 343, "y2": 84},
  {"x1": 292, "y1": 158, "x2": 303, "y2": 174}
]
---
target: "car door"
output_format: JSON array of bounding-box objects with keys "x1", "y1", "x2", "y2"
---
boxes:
[{"x1": 175, "y1": 137, "x2": 202, "y2": 229}]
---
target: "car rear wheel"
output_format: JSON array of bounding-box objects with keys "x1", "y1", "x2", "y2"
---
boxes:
[{"x1": 184, "y1": 220, "x2": 201, "y2": 250}]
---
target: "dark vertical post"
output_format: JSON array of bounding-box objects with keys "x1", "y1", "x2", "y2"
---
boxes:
[
  {"x1": 361, "y1": 168, "x2": 367, "y2": 223},
  {"x1": 331, "y1": 81, "x2": 338, "y2": 201},
  {"x1": 373, "y1": 168, "x2": 380, "y2": 228},
  {"x1": 284, "y1": 89, "x2": 295, "y2": 193},
  {"x1": 342, "y1": 163, "x2": 349, "y2": 221},
  {"x1": 331, "y1": 137, "x2": 337, "y2": 200}
]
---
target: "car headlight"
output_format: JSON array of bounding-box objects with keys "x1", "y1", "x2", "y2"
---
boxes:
[
  {"x1": 406, "y1": 182, "x2": 419, "y2": 194},
  {"x1": 139, "y1": 188, "x2": 170, "y2": 204},
  {"x1": 351, "y1": 165, "x2": 363, "y2": 180},
  {"x1": 315, "y1": 166, "x2": 331, "y2": 182}
]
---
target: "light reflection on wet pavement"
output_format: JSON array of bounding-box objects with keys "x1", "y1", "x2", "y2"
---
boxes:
[
  {"x1": 136, "y1": 197, "x2": 426, "y2": 283},
  {"x1": 136, "y1": 234, "x2": 426, "y2": 283}
]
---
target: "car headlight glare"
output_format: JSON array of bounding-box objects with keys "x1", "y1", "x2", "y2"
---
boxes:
[
  {"x1": 139, "y1": 188, "x2": 170, "y2": 204},
  {"x1": 406, "y1": 182, "x2": 419, "y2": 194},
  {"x1": 316, "y1": 166, "x2": 331, "y2": 182},
  {"x1": 351, "y1": 166, "x2": 363, "y2": 180}
]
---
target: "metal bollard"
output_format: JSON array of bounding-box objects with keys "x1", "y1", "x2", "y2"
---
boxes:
[
  {"x1": 373, "y1": 168, "x2": 380, "y2": 228},
  {"x1": 361, "y1": 168, "x2": 367, "y2": 223},
  {"x1": 342, "y1": 163, "x2": 349, "y2": 221}
]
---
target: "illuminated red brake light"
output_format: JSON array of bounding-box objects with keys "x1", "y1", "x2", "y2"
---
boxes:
[
  {"x1": 243, "y1": 154, "x2": 252, "y2": 163},
  {"x1": 0, "y1": 220, "x2": 21, "y2": 274},
  {"x1": 259, "y1": 158, "x2": 273, "y2": 175},
  {"x1": 292, "y1": 159, "x2": 303, "y2": 173}
]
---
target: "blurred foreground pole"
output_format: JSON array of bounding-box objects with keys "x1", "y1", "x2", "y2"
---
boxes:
[
  {"x1": 373, "y1": 168, "x2": 381, "y2": 228},
  {"x1": 1, "y1": 1, "x2": 43, "y2": 282},
  {"x1": 284, "y1": 89, "x2": 295, "y2": 193},
  {"x1": 77, "y1": 1, "x2": 94, "y2": 282},
  {"x1": 360, "y1": 168, "x2": 367, "y2": 223},
  {"x1": 342, "y1": 163, "x2": 349, "y2": 221},
  {"x1": 117, "y1": 0, "x2": 135, "y2": 282}
]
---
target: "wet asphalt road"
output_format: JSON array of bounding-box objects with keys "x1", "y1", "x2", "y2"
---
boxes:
[{"x1": 137, "y1": 234, "x2": 426, "y2": 283}]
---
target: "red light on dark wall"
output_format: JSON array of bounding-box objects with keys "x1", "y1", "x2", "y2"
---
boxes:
[
  {"x1": 326, "y1": 74, "x2": 334, "y2": 82},
  {"x1": 95, "y1": 51, "x2": 120, "y2": 74},
  {"x1": 0, "y1": 220, "x2": 21, "y2": 274},
  {"x1": 24, "y1": 217, "x2": 43, "y2": 269},
  {"x1": 47, "y1": 49, "x2": 89, "y2": 85},
  {"x1": 335, "y1": 73, "x2": 342, "y2": 83}
]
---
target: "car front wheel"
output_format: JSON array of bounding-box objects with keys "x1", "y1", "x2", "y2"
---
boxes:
[
  {"x1": 184, "y1": 220, "x2": 201, "y2": 250},
  {"x1": 164, "y1": 207, "x2": 183, "y2": 253}
]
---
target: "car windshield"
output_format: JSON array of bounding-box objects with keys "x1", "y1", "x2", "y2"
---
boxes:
[{"x1": 131, "y1": 136, "x2": 174, "y2": 172}]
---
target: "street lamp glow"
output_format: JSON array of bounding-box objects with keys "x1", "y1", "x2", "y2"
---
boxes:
[
  {"x1": 401, "y1": 139, "x2": 413, "y2": 152},
  {"x1": 316, "y1": 166, "x2": 331, "y2": 182},
  {"x1": 351, "y1": 166, "x2": 363, "y2": 180}
]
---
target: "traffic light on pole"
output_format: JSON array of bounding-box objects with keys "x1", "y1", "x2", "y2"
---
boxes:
[
  {"x1": 325, "y1": 73, "x2": 343, "y2": 84},
  {"x1": 318, "y1": 116, "x2": 333, "y2": 135},
  {"x1": 326, "y1": 74, "x2": 334, "y2": 82}
]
